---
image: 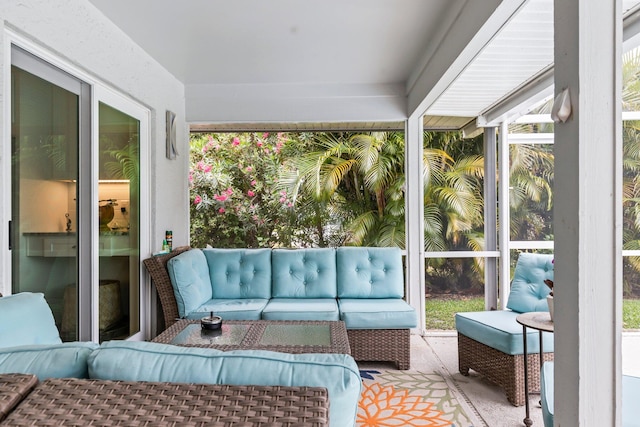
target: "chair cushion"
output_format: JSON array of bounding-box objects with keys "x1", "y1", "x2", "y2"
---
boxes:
[
  {"x1": 203, "y1": 249, "x2": 272, "y2": 299},
  {"x1": 88, "y1": 340, "x2": 361, "y2": 427},
  {"x1": 0, "y1": 293, "x2": 62, "y2": 347},
  {"x1": 541, "y1": 361, "x2": 554, "y2": 427},
  {"x1": 262, "y1": 298, "x2": 340, "y2": 321},
  {"x1": 271, "y1": 248, "x2": 337, "y2": 298},
  {"x1": 167, "y1": 249, "x2": 213, "y2": 318},
  {"x1": 186, "y1": 299, "x2": 269, "y2": 321},
  {"x1": 0, "y1": 342, "x2": 98, "y2": 379},
  {"x1": 336, "y1": 247, "x2": 404, "y2": 298},
  {"x1": 455, "y1": 310, "x2": 553, "y2": 355},
  {"x1": 542, "y1": 363, "x2": 640, "y2": 427},
  {"x1": 506, "y1": 253, "x2": 554, "y2": 313},
  {"x1": 338, "y1": 298, "x2": 417, "y2": 329}
]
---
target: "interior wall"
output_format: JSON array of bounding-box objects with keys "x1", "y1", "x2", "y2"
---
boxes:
[{"x1": 0, "y1": 0, "x2": 189, "y2": 295}]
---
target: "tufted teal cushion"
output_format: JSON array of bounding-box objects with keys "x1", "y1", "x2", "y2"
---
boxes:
[
  {"x1": 204, "y1": 249, "x2": 272, "y2": 299},
  {"x1": 186, "y1": 298, "x2": 268, "y2": 320},
  {"x1": 89, "y1": 340, "x2": 361, "y2": 427},
  {"x1": 262, "y1": 298, "x2": 340, "y2": 321},
  {"x1": 272, "y1": 248, "x2": 337, "y2": 298},
  {"x1": 0, "y1": 293, "x2": 62, "y2": 347},
  {"x1": 455, "y1": 310, "x2": 553, "y2": 355},
  {"x1": 167, "y1": 249, "x2": 213, "y2": 318},
  {"x1": 336, "y1": 247, "x2": 404, "y2": 298},
  {"x1": 0, "y1": 342, "x2": 98, "y2": 379},
  {"x1": 506, "y1": 253, "x2": 554, "y2": 313},
  {"x1": 338, "y1": 298, "x2": 417, "y2": 329}
]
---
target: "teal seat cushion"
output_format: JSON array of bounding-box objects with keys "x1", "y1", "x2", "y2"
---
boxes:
[
  {"x1": 204, "y1": 248, "x2": 272, "y2": 299},
  {"x1": 89, "y1": 340, "x2": 361, "y2": 427},
  {"x1": 337, "y1": 247, "x2": 404, "y2": 298},
  {"x1": 623, "y1": 375, "x2": 640, "y2": 427},
  {"x1": 542, "y1": 362, "x2": 640, "y2": 427},
  {"x1": 167, "y1": 249, "x2": 213, "y2": 318},
  {"x1": 506, "y1": 253, "x2": 554, "y2": 313},
  {"x1": 338, "y1": 298, "x2": 417, "y2": 329},
  {"x1": 541, "y1": 361, "x2": 554, "y2": 427},
  {"x1": 272, "y1": 248, "x2": 337, "y2": 298},
  {"x1": 0, "y1": 292, "x2": 62, "y2": 346},
  {"x1": 0, "y1": 342, "x2": 98, "y2": 379},
  {"x1": 186, "y1": 298, "x2": 268, "y2": 320},
  {"x1": 455, "y1": 310, "x2": 553, "y2": 355},
  {"x1": 262, "y1": 298, "x2": 339, "y2": 321}
]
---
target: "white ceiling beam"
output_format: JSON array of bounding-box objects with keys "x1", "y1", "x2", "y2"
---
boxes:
[
  {"x1": 479, "y1": 3, "x2": 640, "y2": 127},
  {"x1": 406, "y1": 0, "x2": 526, "y2": 119}
]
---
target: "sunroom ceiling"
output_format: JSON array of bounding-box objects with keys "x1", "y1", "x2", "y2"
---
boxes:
[{"x1": 87, "y1": 0, "x2": 640, "y2": 132}]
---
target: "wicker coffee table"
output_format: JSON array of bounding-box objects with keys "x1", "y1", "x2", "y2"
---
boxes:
[
  {"x1": 152, "y1": 319, "x2": 351, "y2": 355},
  {"x1": 0, "y1": 377, "x2": 328, "y2": 426}
]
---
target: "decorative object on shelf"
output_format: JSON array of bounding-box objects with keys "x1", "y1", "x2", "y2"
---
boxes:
[
  {"x1": 201, "y1": 311, "x2": 222, "y2": 330},
  {"x1": 65, "y1": 213, "x2": 72, "y2": 233},
  {"x1": 98, "y1": 200, "x2": 118, "y2": 232}
]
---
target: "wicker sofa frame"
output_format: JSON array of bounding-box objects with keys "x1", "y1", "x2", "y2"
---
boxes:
[
  {"x1": 0, "y1": 373, "x2": 329, "y2": 426},
  {"x1": 457, "y1": 332, "x2": 554, "y2": 406},
  {"x1": 143, "y1": 247, "x2": 410, "y2": 370}
]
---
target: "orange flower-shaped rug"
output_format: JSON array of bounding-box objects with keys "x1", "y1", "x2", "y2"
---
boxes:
[{"x1": 357, "y1": 370, "x2": 478, "y2": 427}]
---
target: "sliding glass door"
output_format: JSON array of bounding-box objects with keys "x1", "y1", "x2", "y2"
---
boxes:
[{"x1": 10, "y1": 45, "x2": 147, "y2": 342}]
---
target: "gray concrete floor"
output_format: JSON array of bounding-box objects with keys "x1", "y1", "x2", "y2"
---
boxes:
[{"x1": 384, "y1": 332, "x2": 640, "y2": 427}]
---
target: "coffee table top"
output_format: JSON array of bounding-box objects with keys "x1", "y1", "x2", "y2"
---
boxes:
[{"x1": 152, "y1": 320, "x2": 351, "y2": 355}]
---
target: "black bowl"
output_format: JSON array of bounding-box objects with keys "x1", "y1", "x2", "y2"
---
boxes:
[{"x1": 201, "y1": 315, "x2": 222, "y2": 330}]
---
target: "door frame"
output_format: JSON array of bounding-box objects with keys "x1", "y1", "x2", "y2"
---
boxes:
[{"x1": 2, "y1": 30, "x2": 151, "y2": 341}]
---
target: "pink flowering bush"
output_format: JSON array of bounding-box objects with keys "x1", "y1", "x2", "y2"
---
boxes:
[{"x1": 190, "y1": 132, "x2": 304, "y2": 247}]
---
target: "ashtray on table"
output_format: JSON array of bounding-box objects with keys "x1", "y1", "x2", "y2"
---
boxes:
[{"x1": 201, "y1": 312, "x2": 222, "y2": 330}]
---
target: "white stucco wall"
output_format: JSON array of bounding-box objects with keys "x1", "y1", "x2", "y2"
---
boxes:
[{"x1": 0, "y1": 0, "x2": 189, "y2": 296}]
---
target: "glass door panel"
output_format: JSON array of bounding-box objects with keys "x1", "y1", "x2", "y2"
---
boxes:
[
  {"x1": 11, "y1": 60, "x2": 80, "y2": 340},
  {"x1": 98, "y1": 102, "x2": 140, "y2": 342}
]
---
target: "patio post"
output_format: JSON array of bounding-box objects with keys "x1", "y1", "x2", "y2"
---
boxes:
[{"x1": 554, "y1": 0, "x2": 623, "y2": 425}]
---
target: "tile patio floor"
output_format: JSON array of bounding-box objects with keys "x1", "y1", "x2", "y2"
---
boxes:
[{"x1": 371, "y1": 331, "x2": 640, "y2": 427}]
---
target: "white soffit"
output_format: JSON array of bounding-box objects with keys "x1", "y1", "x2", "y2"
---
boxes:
[{"x1": 427, "y1": 0, "x2": 553, "y2": 118}]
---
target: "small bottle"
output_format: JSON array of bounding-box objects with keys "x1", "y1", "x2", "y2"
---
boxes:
[
  {"x1": 165, "y1": 230, "x2": 173, "y2": 252},
  {"x1": 162, "y1": 239, "x2": 169, "y2": 252}
]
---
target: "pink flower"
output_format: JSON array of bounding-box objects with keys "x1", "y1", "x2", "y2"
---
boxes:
[
  {"x1": 202, "y1": 146, "x2": 208, "y2": 152},
  {"x1": 218, "y1": 207, "x2": 225, "y2": 214},
  {"x1": 226, "y1": 187, "x2": 233, "y2": 195},
  {"x1": 188, "y1": 173, "x2": 193, "y2": 183},
  {"x1": 257, "y1": 141, "x2": 263, "y2": 147},
  {"x1": 203, "y1": 165, "x2": 212, "y2": 173},
  {"x1": 193, "y1": 195, "x2": 202, "y2": 205},
  {"x1": 263, "y1": 132, "x2": 269, "y2": 139},
  {"x1": 264, "y1": 148, "x2": 270, "y2": 154},
  {"x1": 251, "y1": 180, "x2": 257, "y2": 186},
  {"x1": 246, "y1": 166, "x2": 253, "y2": 172},
  {"x1": 279, "y1": 197, "x2": 286, "y2": 203},
  {"x1": 280, "y1": 190, "x2": 287, "y2": 196},
  {"x1": 232, "y1": 137, "x2": 240, "y2": 146},
  {"x1": 197, "y1": 161, "x2": 204, "y2": 170},
  {"x1": 287, "y1": 202, "x2": 293, "y2": 207},
  {"x1": 247, "y1": 190, "x2": 255, "y2": 197},
  {"x1": 214, "y1": 194, "x2": 228, "y2": 202}
]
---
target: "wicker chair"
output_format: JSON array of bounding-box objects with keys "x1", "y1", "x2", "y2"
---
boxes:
[
  {"x1": 455, "y1": 253, "x2": 554, "y2": 406},
  {"x1": 143, "y1": 246, "x2": 190, "y2": 332}
]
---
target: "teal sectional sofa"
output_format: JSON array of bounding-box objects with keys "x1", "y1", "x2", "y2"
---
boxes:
[
  {"x1": 0, "y1": 292, "x2": 361, "y2": 427},
  {"x1": 145, "y1": 246, "x2": 418, "y2": 369}
]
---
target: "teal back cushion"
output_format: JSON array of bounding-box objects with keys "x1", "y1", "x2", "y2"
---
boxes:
[
  {"x1": 337, "y1": 247, "x2": 404, "y2": 298},
  {"x1": 506, "y1": 253, "x2": 554, "y2": 313},
  {"x1": 167, "y1": 249, "x2": 213, "y2": 318},
  {"x1": 272, "y1": 248, "x2": 337, "y2": 298},
  {"x1": 89, "y1": 340, "x2": 361, "y2": 427},
  {"x1": 204, "y1": 249, "x2": 272, "y2": 299},
  {"x1": 0, "y1": 342, "x2": 98, "y2": 379},
  {"x1": 0, "y1": 292, "x2": 62, "y2": 347}
]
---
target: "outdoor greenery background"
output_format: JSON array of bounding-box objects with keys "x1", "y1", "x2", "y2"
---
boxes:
[{"x1": 188, "y1": 51, "x2": 640, "y2": 330}]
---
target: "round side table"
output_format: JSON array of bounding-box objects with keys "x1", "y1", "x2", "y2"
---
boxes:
[{"x1": 516, "y1": 312, "x2": 554, "y2": 427}]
